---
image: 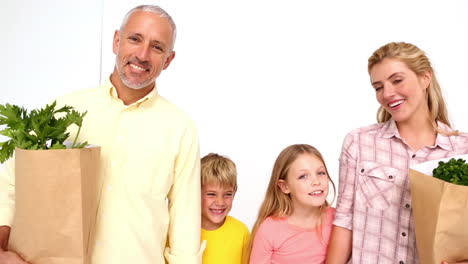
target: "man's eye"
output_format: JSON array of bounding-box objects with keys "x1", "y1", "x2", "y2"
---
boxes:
[
  {"x1": 153, "y1": 45, "x2": 163, "y2": 51},
  {"x1": 128, "y1": 36, "x2": 138, "y2": 41}
]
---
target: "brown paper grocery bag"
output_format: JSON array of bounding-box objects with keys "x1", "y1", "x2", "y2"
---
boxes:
[
  {"x1": 8, "y1": 146, "x2": 100, "y2": 264},
  {"x1": 409, "y1": 168, "x2": 468, "y2": 264}
]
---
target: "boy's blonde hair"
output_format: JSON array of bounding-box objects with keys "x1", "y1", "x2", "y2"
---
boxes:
[{"x1": 201, "y1": 153, "x2": 237, "y2": 191}]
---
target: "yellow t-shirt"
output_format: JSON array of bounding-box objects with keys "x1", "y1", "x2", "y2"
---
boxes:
[{"x1": 201, "y1": 216, "x2": 250, "y2": 264}]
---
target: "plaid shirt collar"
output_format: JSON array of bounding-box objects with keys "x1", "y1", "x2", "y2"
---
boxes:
[{"x1": 378, "y1": 119, "x2": 454, "y2": 151}]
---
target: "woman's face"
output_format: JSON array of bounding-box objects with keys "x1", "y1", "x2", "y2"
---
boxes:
[{"x1": 370, "y1": 58, "x2": 431, "y2": 125}]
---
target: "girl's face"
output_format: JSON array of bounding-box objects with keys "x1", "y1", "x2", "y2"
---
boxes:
[
  {"x1": 278, "y1": 153, "x2": 329, "y2": 210},
  {"x1": 370, "y1": 58, "x2": 431, "y2": 125}
]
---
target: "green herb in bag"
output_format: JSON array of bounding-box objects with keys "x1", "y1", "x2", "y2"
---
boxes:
[
  {"x1": 0, "y1": 101, "x2": 88, "y2": 163},
  {"x1": 432, "y1": 158, "x2": 468, "y2": 186}
]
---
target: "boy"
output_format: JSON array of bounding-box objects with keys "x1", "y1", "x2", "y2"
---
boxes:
[{"x1": 201, "y1": 153, "x2": 250, "y2": 264}]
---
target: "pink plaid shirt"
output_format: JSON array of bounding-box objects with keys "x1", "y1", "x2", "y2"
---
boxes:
[{"x1": 333, "y1": 119, "x2": 468, "y2": 264}]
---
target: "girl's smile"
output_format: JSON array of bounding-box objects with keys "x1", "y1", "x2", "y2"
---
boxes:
[{"x1": 278, "y1": 153, "x2": 330, "y2": 209}]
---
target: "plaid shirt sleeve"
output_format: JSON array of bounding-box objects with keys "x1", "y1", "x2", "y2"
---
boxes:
[{"x1": 333, "y1": 131, "x2": 358, "y2": 230}]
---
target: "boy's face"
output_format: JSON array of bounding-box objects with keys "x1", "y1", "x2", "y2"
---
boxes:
[{"x1": 201, "y1": 183, "x2": 235, "y2": 231}]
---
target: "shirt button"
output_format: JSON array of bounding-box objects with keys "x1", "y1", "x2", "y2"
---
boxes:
[
  {"x1": 405, "y1": 204, "x2": 410, "y2": 208},
  {"x1": 388, "y1": 175, "x2": 393, "y2": 179},
  {"x1": 361, "y1": 169, "x2": 365, "y2": 173},
  {"x1": 400, "y1": 261, "x2": 404, "y2": 264},
  {"x1": 402, "y1": 232, "x2": 407, "y2": 237},
  {"x1": 411, "y1": 154, "x2": 416, "y2": 158}
]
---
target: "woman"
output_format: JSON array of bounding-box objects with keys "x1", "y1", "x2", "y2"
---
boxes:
[{"x1": 326, "y1": 42, "x2": 468, "y2": 264}]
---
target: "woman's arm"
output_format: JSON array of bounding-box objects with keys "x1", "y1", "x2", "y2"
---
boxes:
[{"x1": 326, "y1": 132, "x2": 358, "y2": 263}]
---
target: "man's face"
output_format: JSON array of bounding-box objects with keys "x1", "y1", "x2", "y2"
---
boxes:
[{"x1": 113, "y1": 10, "x2": 175, "y2": 90}]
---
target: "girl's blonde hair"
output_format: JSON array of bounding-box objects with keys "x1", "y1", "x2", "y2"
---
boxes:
[
  {"x1": 201, "y1": 153, "x2": 237, "y2": 191},
  {"x1": 245, "y1": 144, "x2": 336, "y2": 262},
  {"x1": 368, "y1": 42, "x2": 451, "y2": 131}
]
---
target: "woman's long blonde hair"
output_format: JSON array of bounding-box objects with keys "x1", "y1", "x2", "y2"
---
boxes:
[
  {"x1": 245, "y1": 144, "x2": 336, "y2": 263},
  {"x1": 368, "y1": 42, "x2": 451, "y2": 130}
]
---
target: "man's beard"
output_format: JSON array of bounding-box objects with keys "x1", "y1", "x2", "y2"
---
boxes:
[{"x1": 116, "y1": 57, "x2": 155, "y2": 90}]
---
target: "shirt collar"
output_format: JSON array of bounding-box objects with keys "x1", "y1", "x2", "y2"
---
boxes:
[
  {"x1": 379, "y1": 119, "x2": 455, "y2": 151},
  {"x1": 102, "y1": 77, "x2": 158, "y2": 108},
  {"x1": 434, "y1": 121, "x2": 456, "y2": 151},
  {"x1": 380, "y1": 119, "x2": 399, "y2": 139}
]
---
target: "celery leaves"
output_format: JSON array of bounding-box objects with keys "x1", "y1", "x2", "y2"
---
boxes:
[{"x1": 0, "y1": 101, "x2": 88, "y2": 163}]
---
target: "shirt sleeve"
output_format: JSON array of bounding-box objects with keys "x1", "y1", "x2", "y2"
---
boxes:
[
  {"x1": 164, "y1": 122, "x2": 203, "y2": 264},
  {"x1": 333, "y1": 132, "x2": 358, "y2": 230},
  {"x1": 0, "y1": 158, "x2": 15, "y2": 227},
  {"x1": 249, "y1": 220, "x2": 274, "y2": 264}
]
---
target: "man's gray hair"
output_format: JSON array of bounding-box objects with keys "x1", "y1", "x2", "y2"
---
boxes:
[{"x1": 119, "y1": 5, "x2": 177, "y2": 49}]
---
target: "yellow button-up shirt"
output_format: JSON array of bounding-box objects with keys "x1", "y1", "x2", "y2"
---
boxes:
[{"x1": 0, "y1": 80, "x2": 203, "y2": 263}]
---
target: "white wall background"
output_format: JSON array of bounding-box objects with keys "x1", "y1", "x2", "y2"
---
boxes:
[{"x1": 2, "y1": 0, "x2": 468, "y2": 229}]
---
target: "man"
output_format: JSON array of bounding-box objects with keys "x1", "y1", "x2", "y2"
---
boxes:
[{"x1": 0, "y1": 5, "x2": 203, "y2": 264}]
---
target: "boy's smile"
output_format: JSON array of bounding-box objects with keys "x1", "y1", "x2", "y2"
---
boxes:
[{"x1": 201, "y1": 183, "x2": 235, "y2": 231}]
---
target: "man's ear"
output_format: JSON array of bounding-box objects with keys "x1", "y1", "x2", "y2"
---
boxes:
[
  {"x1": 163, "y1": 51, "x2": 176, "y2": 70},
  {"x1": 112, "y1": 30, "x2": 120, "y2": 55},
  {"x1": 277, "y1": 179, "x2": 290, "y2": 194}
]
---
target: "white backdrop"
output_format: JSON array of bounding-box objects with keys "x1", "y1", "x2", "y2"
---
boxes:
[{"x1": 2, "y1": 0, "x2": 468, "y2": 229}]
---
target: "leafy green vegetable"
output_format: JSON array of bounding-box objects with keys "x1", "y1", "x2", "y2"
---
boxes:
[
  {"x1": 432, "y1": 158, "x2": 468, "y2": 186},
  {"x1": 0, "y1": 101, "x2": 88, "y2": 163}
]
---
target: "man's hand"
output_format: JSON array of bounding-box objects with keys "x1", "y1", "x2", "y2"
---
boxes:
[
  {"x1": 0, "y1": 226, "x2": 29, "y2": 263},
  {"x1": 0, "y1": 250, "x2": 29, "y2": 264},
  {"x1": 442, "y1": 261, "x2": 468, "y2": 264}
]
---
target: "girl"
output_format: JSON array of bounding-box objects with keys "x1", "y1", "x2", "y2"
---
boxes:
[
  {"x1": 326, "y1": 42, "x2": 468, "y2": 264},
  {"x1": 248, "y1": 144, "x2": 336, "y2": 264}
]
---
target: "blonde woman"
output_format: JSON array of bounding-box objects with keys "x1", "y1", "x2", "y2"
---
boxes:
[
  {"x1": 248, "y1": 144, "x2": 336, "y2": 263},
  {"x1": 327, "y1": 42, "x2": 468, "y2": 264}
]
